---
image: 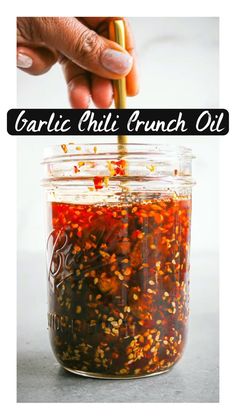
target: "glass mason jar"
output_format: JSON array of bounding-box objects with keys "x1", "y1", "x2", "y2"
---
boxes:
[{"x1": 42, "y1": 143, "x2": 194, "y2": 379}]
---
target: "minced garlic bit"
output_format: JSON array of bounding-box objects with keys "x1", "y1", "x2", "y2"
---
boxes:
[
  {"x1": 75, "y1": 305, "x2": 82, "y2": 314},
  {"x1": 146, "y1": 164, "x2": 156, "y2": 172}
]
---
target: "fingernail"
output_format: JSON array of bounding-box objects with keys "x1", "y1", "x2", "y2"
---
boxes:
[
  {"x1": 17, "y1": 52, "x2": 33, "y2": 69},
  {"x1": 101, "y1": 49, "x2": 133, "y2": 75}
]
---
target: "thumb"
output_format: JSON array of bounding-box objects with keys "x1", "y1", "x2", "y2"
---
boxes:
[{"x1": 36, "y1": 17, "x2": 133, "y2": 79}]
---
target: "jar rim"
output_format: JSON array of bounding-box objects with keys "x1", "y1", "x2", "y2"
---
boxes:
[
  {"x1": 42, "y1": 142, "x2": 195, "y2": 190},
  {"x1": 42, "y1": 143, "x2": 194, "y2": 163}
]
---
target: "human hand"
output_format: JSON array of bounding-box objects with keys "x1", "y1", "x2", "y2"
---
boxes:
[{"x1": 17, "y1": 17, "x2": 138, "y2": 108}]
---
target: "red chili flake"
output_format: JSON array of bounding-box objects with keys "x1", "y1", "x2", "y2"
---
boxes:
[
  {"x1": 73, "y1": 166, "x2": 79, "y2": 174},
  {"x1": 111, "y1": 159, "x2": 127, "y2": 176},
  {"x1": 132, "y1": 229, "x2": 143, "y2": 239},
  {"x1": 93, "y1": 176, "x2": 104, "y2": 190}
]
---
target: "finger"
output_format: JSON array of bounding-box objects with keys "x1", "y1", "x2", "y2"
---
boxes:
[
  {"x1": 60, "y1": 57, "x2": 91, "y2": 109},
  {"x1": 79, "y1": 17, "x2": 121, "y2": 30},
  {"x1": 83, "y1": 18, "x2": 138, "y2": 99},
  {"x1": 91, "y1": 75, "x2": 113, "y2": 108},
  {"x1": 87, "y1": 17, "x2": 139, "y2": 97},
  {"x1": 17, "y1": 46, "x2": 57, "y2": 75},
  {"x1": 79, "y1": 17, "x2": 110, "y2": 29},
  {"x1": 123, "y1": 19, "x2": 139, "y2": 96},
  {"x1": 35, "y1": 17, "x2": 133, "y2": 80}
]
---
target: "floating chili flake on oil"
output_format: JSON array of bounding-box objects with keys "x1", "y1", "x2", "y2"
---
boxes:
[
  {"x1": 47, "y1": 194, "x2": 191, "y2": 377},
  {"x1": 107, "y1": 159, "x2": 127, "y2": 177},
  {"x1": 61, "y1": 144, "x2": 68, "y2": 153},
  {"x1": 93, "y1": 176, "x2": 105, "y2": 190}
]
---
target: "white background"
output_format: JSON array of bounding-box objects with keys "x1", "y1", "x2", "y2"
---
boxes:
[{"x1": 17, "y1": 17, "x2": 219, "y2": 257}]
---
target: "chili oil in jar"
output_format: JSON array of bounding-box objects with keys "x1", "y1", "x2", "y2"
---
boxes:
[{"x1": 42, "y1": 143, "x2": 194, "y2": 379}]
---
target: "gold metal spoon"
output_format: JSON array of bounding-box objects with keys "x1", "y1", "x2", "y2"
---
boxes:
[{"x1": 109, "y1": 19, "x2": 128, "y2": 155}]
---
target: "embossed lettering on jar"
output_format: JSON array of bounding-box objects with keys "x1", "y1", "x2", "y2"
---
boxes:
[{"x1": 42, "y1": 143, "x2": 194, "y2": 379}]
